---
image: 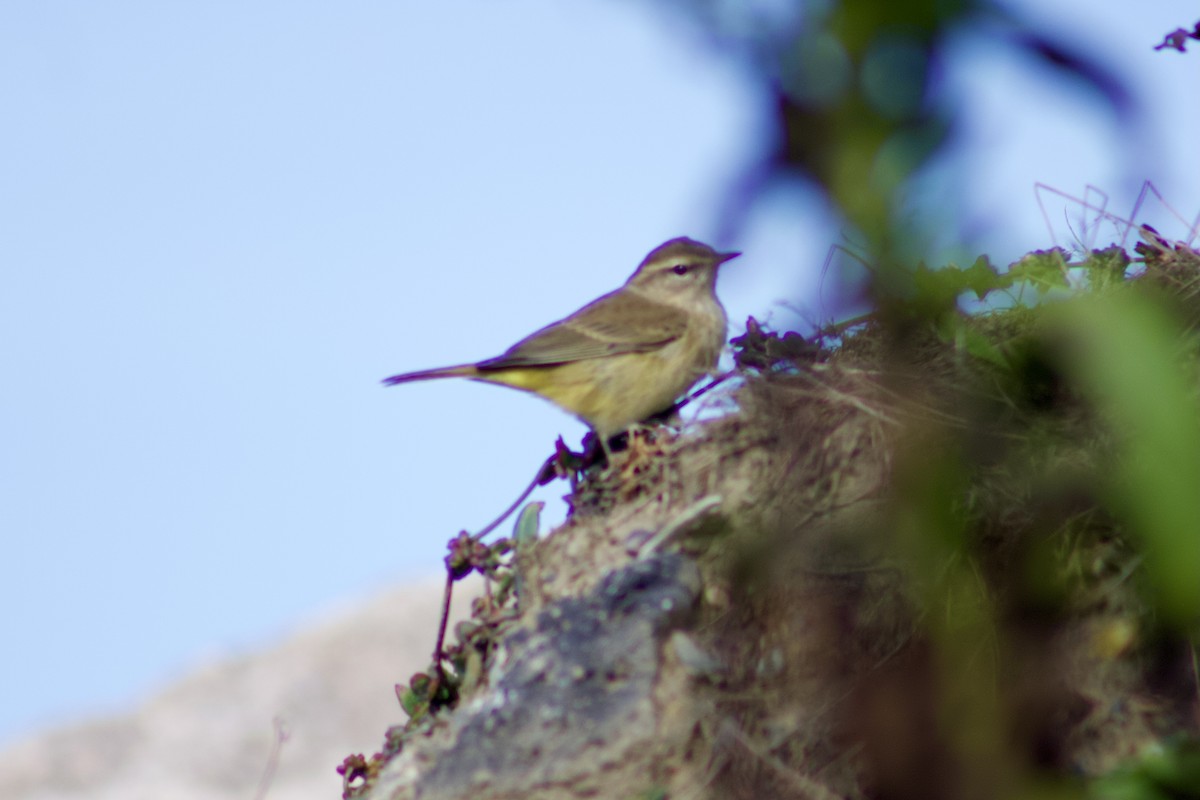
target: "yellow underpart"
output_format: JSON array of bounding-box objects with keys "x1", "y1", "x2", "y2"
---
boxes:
[{"x1": 470, "y1": 349, "x2": 705, "y2": 439}]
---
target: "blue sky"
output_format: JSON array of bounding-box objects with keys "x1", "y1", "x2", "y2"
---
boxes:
[{"x1": 1, "y1": 1, "x2": 1197, "y2": 744}]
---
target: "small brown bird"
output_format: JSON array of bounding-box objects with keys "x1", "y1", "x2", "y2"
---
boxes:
[{"x1": 383, "y1": 237, "x2": 739, "y2": 441}]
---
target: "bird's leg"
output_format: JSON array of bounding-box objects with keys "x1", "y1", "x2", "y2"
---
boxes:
[
  {"x1": 582, "y1": 431, "x2": 615, "y2": 471},
  {"x1": 642, "y1": 406, "x2": 683, "y2": 430}
]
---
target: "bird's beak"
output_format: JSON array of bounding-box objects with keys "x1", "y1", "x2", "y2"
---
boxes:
[{"x1": 717, "y1": 251, "x2": 741, "y2": 266}]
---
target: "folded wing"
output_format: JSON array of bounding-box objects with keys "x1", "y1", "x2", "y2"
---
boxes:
[{"x1": 476, "y1": 289, "x2": 687, "y2": 370}]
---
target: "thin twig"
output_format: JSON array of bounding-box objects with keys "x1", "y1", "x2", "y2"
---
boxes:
[
  {"x1": 474, "y1": 453, "x2": 556, "y2": 541},
  {"x1": 819, "y1": 311, "x2": 875, "y2": 337},
  {"x1": 433, "y1": 453, "x2": 558, "y2": 670},
  {"x1": 251, "y1": 716, "x2": 290, "y2": 800},
  {"x1": 678, "y1": 371, "x2": 734, "y2": 410},
  {"x1": 432, "y1": 570, "x2": 456, "y2": 671}
]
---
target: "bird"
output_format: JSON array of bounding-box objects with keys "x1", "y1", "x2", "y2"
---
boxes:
[{"x1": 383, "y1": 237, "x2": 739, "y2": 446}]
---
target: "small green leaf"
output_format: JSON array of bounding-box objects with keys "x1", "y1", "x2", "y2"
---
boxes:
[
  {"x1": 513, "y1": 501, "x2": 543, "y2": 547},
  {"x1": 397, "y1": 684, "x2": 423, "y2": 718},
  {"x1": 1083, "y1": 245, "x2": 1131, "y2": 290},
  {"x1": 1008, "y1": 248, "x2": 1070, "y2": 295},
  {"x1": 962, "y1": 254, "x2": 1011, "y2": 299}
]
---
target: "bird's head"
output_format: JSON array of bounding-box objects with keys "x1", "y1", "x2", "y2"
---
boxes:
[{"x1": 627, "y1": 237, "x2": 740, "y2": 304}]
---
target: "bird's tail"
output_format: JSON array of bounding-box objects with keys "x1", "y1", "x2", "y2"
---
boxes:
[{"x1": 381, "y1": 364, "x2": 478, "y2": 386}]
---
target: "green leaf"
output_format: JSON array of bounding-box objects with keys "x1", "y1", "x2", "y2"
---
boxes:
[
  {"x1": 1059, "y1": 290, "x2": 1200, "y2": 626},
  {"x1": 911, "y1": 261, "x2": 962, "y2": 316},
  {"x1": 397, "y1": 684, "x2": 423, "y2": 718},
  {"x1": 962, "y1": 255, "x2": 1011, "y2": 299},
  {"x1": 513, "y1": 501, "x2": 543, "y2": 548},
  {"x1": 959, "y1": 324, "x2": 1009, "y2": 368},
  {"x1": 1083, "y1": 245, "x2": 1131, "y2": 290},
  {"x1": 1008, "y1": 249, "x2": 1070, "y2": 295}
]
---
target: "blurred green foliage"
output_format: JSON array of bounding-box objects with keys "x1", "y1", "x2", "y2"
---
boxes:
[
  {"x1": 1060, "y1": 289, "x2": 1200, "y2": 626},
  {"x1": 669, "y1": 0, "x2": 1198, "y2": 796},
  {"x1": 1091, "y1": 738, "x2": 1200, "y2": 799},
  {"x1": 672, "y1": 0, "x2": 1128, "y2": 265}
]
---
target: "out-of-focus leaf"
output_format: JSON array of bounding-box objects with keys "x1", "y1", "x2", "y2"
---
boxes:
[
  {"x1": 513, "y1": 501, "x2": 543, "y2": 548},
  {"x1": 1008, "y1": 249, "x2": 1071, "y2": 295},
  {"x1": 1085, "y1": 246, "x2": 1131, "y2": 290},
  {"x1": 1058, "y1": 290, "x2": 1200, "y2": 625},
  {"x1": 958, "y1": 323, "x2": 1009, "y2": 368},
  {"x1": 962, "y1": 255, "x2": 1011, "y2": 299},
  {"x1": 1091, "y1": 738, "x2": 1200, "y2": 799}
]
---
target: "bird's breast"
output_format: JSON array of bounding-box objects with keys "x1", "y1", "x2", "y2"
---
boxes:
[
  {"x1": 474, "y1": 299, "x2": 727, "y2": 439},
  {"x1": 570, "y1": 303, "x2": 726, "y2": 437}
]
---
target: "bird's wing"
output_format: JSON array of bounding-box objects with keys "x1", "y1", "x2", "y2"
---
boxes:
[{"x1": 476, "y1": 289, "x2": 687, "y2": 369}]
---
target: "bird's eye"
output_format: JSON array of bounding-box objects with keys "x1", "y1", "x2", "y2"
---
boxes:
[{"x1": 672, "y1": 264, "x2": 689, "y2": 275}]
